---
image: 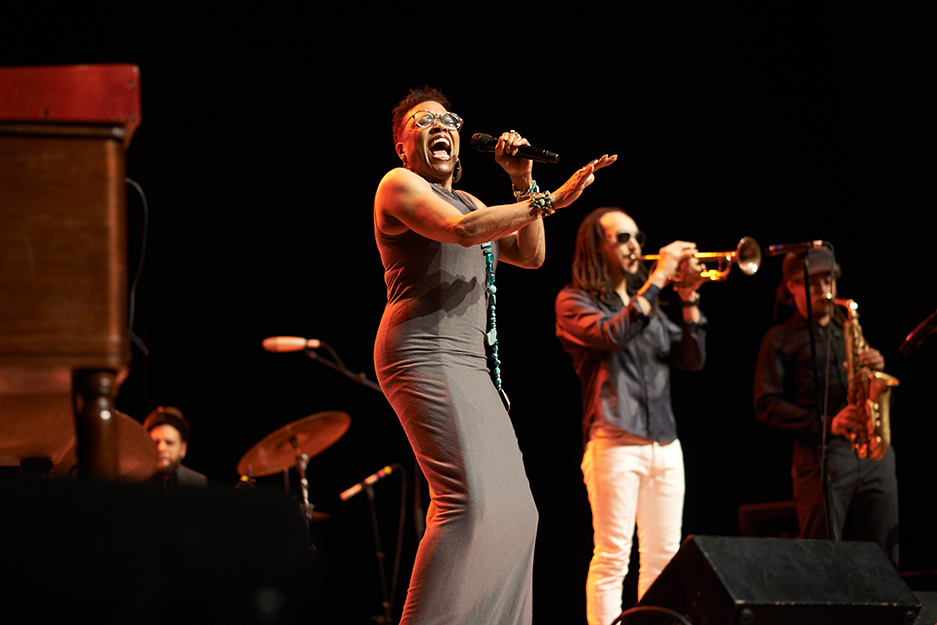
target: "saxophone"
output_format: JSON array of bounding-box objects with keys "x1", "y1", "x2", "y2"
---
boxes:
[{"x1": 835, "y1": 299, "x2": 900, "y2": 461}]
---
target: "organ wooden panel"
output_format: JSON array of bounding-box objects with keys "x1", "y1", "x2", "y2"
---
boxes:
[{"x1": 0, "y1": 64, "x2": 142, "y2": 479}]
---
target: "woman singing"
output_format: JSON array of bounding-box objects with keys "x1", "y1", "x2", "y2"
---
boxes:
[{"x1": 374, "y1": 86, "x2": 615, "y2": 624}]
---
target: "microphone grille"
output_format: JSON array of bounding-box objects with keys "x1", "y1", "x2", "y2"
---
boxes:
[
  {"x1": 470, "y1": 133, "x2": 494, "y2": 152},
  {"x1": 262, "y1": 336, "x2": 308, "y2": 352}
]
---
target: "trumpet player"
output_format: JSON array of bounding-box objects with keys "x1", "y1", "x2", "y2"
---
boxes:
[
  {"x1": 753, "y1": 248, "x2": 899, "y2": 568},
  {"x1": 554, "y1": 208, "x2": 707, "y2": 625}
]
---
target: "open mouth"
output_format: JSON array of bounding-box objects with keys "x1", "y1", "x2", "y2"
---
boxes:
[{"x1": 429, "y1": 135, "x2": 451, "y2": 160}]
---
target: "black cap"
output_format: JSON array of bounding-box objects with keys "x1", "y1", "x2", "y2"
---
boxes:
[
  {"x1": 776, "y1": 247, "x2": 842, "y2": 307},
  {"x1": 142, "y1": 406, "x2": 191, "y2": 442}
]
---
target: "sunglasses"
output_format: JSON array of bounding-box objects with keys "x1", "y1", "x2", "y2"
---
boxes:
[{"x1": 615, "y1": 231, "x2": 646, "y2": 246}]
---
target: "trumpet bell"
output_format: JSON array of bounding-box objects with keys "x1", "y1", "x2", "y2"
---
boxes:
[
  {"x1": 736, "y1": 236, "x2": 762, "y2": 276},
  {"x1": 698, "y1": 236, "x2": 762, "y2": 282}
]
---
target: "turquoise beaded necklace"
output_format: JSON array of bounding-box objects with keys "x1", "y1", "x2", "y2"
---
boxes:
[
  {"x1": 437, "y1": 183, "x2": 510, "y2": 412},
  {"x1": 482, "y1": 241, "x2": 510, "y2": 412}
]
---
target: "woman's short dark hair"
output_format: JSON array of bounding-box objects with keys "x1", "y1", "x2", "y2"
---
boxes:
[
  {"x1": 391, "y1": 85, "x2": 451, "y2": 145},
  {"x1": 571, "y1": 207, "x2": 650, "y2": 308}
]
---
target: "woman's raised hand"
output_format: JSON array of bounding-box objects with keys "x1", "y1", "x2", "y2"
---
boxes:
[{"x1": 550, "y1": 155, "x2": 618, "y2": 209}]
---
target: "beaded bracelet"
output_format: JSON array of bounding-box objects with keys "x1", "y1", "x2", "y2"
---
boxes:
[
  {"x1": 529, "y1": 190, "x2": 555, "y2": 217},
  {"x1": 513, "y1": 180, "x2": 538, "y2": 201}
]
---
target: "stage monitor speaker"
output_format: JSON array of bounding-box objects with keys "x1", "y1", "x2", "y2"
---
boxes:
[{"x1": 637, "y1": 535, "x2": 920, "y2": 625}]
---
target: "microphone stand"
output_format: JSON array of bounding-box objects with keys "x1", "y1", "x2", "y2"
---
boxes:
[
  {"x1": 802, "y1": 246, "x2": 837, "y2": 541},
  {"x1": 899, "y1": 307, "x2": 937, "y2": 356},
  {"x1": 341, "y1": 463, "x2": 407, "y2": 625},
  {"x1": 302, "y1": 341, "x2": 421, "y2": 622},
  {"x1": 365, "y1": 483, "x2": 393, "y2": 624},
  {"x1": 302, "y1": 341, "x2": 424, "y2": 538},
  {"x1": 303, "y1": 341, "x2": 381, "y2": 393}
]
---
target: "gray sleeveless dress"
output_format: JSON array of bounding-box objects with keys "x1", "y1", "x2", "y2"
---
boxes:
[{"x1": 374, "y1": 184, "x2": 538, "y2": 625}]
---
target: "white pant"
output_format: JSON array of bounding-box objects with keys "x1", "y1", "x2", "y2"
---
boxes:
[{"x1": 581, "y1": 438, "x2": 685, "y2": 625}]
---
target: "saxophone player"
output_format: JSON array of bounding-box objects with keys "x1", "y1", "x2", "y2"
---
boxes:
[{"x1": 753, "y1": 248, "x2": 899, "y2": 568}]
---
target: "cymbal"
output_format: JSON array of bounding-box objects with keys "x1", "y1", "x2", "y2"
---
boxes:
[
  {"x1": 237, "y1": 411, "x2": 350, "y2": 477},
  {"x1": 113, "y1": 411, "x2": 159, "y2": 483},
  {"x1": 58, "y1": 411, "x2": 158, "y2": 482},
  {"x1": 0, "y1": 391, "x2": 157, "y2": 482}
]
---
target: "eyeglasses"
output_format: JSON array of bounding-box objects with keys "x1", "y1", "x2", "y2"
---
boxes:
[
  {"x1": 615, "y1": 231, "x2": 646, "y2": 246},
  {"x1": 410, "y1": 110, "x2": 463, "y2": 131}
]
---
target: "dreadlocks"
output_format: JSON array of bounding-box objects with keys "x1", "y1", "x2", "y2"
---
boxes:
[{"x1": 570, "y1": 207, "x2": 650, "y2": 308}]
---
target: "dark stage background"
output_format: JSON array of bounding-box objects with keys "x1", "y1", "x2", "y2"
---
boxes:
[{"x1": 5, "y1": 4, "x2": 935, "y2": 623}]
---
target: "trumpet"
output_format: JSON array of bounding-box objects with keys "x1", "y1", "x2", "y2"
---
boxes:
[{"x1": 630, "y1": 236, "x2": 762, "y2": 282}]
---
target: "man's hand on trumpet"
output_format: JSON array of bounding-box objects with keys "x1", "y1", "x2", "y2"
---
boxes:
[
  {"x1": 648, "y1": 240, "x2": 699, "y2": 289},
  {"x1": 632, "y1": 240, "x2": 703, "y2": 322},
  {"x1": 640, "y1": 240, "x2": 704, "y2": 323},
  {"x1": 673, "y1": 255, "x2": 707, "y2": 300}
]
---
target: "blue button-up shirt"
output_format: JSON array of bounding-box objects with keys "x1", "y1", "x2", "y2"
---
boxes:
[{"x1": 555, "y1": 287, "x2": 707, "y2": 445}]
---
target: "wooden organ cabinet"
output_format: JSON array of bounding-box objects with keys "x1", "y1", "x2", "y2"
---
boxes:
[{"x1": 0, "y1": 64, "x2": 144, "y2": 479}]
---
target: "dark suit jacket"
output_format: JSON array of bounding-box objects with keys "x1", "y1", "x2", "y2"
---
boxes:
[{"x1": 146, "y1": 464, "x2": 208, "y2": 487}]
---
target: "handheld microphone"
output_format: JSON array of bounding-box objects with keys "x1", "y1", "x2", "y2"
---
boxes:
[
  {"x1": 470, "y1": 133, "x2": 560, "y2": 164},
  {"x1": 262, "y1": 336, "x2": 321, "y2": 352},
  {"x1": 763, "y1": 240, "x2": 826, "y2": 257},
  {"x1": 339, "y1": 465, "x2": 395, "y2": 501}
]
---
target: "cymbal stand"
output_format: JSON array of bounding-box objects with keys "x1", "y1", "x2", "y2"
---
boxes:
[{"x1": 288, "y1": 434, "x2": 316, "y2": 545}]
